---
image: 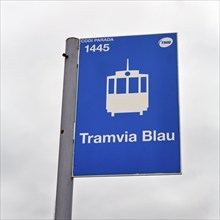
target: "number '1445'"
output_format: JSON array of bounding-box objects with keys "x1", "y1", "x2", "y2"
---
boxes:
[{"x1": 85, "y1": 44, "x2": 110, "y2": 53}]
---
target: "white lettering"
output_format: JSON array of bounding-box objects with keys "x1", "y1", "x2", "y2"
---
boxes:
[
  {"x1": 80, "y1": 133, "x2": 89, "y2": 144},
  {"x1": 157, "y1": 132, "x2": 166, "y2": 141},
  {"x1": 94, "y1": 37, "x2": 114, "y2": 42},
  {"x1": 81, "y1": 38, "x2": 93, "y2": 43},
  {"x1": 124, "y1": 131, "x2": 128, "y2": 142},
  {"x1": 103, "y1": 134, "x2": 116, "y2": 143},
  {"x1": 94, "y1": 135, "x2": 102, "y2": 143},
  {"x1": 79, "y1": 131, "x2": 137, "y2": 144},
  {"x1": 142, "y1": 130, "x2": 175, "y2": 142},
  {"x1": 88, "y1": 135, "x2": 93, "y2": 144},
  {"x1": 129, "y1": 134, "x2": 137, "y2": 142},
  {"x1": 167, "y1": 132, "x2": 175, "y2": 141},
  {"x1": 142, "y1": 130, "x2": 152, "y2": 141},
  {"x1": 79, "y1": 130, "x2": 175, "y2": 144},
  {"x1": 116, "y1": 134, "x2": 124, "y2": 142}
]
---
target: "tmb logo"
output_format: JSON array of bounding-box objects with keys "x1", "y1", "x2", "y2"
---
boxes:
[{"x1": 158, "y1": 37, "x2": 173, "y2": 48}]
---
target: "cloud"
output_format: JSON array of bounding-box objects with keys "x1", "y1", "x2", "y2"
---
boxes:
[{"x1": 1, "y1": 1, "x2": 219, "y2": 219}]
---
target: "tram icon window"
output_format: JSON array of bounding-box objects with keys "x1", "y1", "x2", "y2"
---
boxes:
[{"x1": 106, "y1": 59, "x2": 149, "y2": 117}]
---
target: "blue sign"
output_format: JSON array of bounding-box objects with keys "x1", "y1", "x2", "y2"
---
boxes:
[{"x1": 73, "y1": 33, "x2": 181, "y2": 176}]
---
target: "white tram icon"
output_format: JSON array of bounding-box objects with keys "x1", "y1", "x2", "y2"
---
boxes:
[{"x1": 106, "y1": 59, "x2": 149, "y2": 117}]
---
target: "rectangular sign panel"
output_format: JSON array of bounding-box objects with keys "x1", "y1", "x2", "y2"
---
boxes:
[{"x1": 73, "y1": 33, "x2": 181, "y2": 176}]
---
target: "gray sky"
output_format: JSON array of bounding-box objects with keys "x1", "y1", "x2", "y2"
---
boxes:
[{"x1": 1, "y1": 1, "x2": 219, "y2": 219}]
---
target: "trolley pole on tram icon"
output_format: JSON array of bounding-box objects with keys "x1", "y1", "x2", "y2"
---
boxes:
[{"x1": 106, "y1": 59, "x2": 149, "y2": 116}]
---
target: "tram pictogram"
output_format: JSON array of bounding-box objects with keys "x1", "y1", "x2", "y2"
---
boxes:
[{"x1": 106, "y1": 59, "x2": 149, "y2": 116}]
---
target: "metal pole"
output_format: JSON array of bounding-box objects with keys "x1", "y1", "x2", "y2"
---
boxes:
[{"x1": 55, "y1": 38, "x2": 79, "y2": 220}]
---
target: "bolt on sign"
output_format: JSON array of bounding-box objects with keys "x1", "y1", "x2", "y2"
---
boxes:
[{"x1": 73, "y1": 33, "x2": 181, "y2": 177}]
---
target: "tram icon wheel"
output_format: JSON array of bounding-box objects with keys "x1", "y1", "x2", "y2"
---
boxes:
[{"x1": 106, "y1": 59, "x2": 149, "y2": 117}]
